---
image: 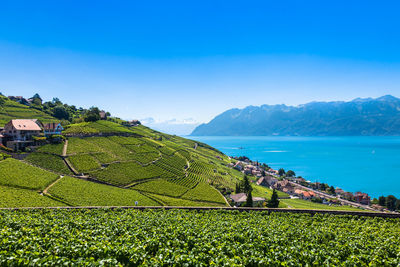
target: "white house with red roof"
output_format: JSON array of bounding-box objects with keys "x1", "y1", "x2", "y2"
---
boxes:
[{"x1": 2, "y1": 119, "x2": 42, "y2": 150}]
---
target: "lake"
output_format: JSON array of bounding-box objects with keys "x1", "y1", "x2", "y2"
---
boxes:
[{"x1": 189, "y1": 136, "x2": 400, "y2": 198}]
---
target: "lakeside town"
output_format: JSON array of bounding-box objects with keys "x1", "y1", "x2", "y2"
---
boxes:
[{"x1": 227, "y1": 156, "x2": 398, "y2": 213}]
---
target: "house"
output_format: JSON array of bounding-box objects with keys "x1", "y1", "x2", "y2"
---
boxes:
[
  {"x1": 342, "y1": 192, "x2": 354, "y2": 201},
  {"x1": 3, "y1": 119, "x2": 42, "y2": 151},
  {"x1": 256, "y1": 175, "x2": 278, "y2": 188},
  {"x1": 99, "y1": 110, "x2": 107, "y2": 120},
  {"x1": 8, "y1": 96, "x2": 29, "y2": 105},
  {"x1": 335, "y1": 188, "x2": 345, "y2": 195},
  {"x1": 123, "y1": 120, "x2": 141, "y2": 127},
  {"x1": 273, "y1": 180, "x2": 295, "y2": 194},
  {"x1": 256, "y1": 177, "x2": 271, "y2": 187},
  {"x1": 354, "y1": 192, "x2": 371, "y2": 205},
  {"x1": 43, "y1": 122, "x2": 64, "y2": 137},
  {"x1": 230, "y1": 193, "x2": 265, "y2": 207}
]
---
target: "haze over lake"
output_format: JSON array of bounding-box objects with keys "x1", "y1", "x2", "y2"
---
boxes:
[{"x1": 190, "y1": 136, "x2": 400, "y2": 198}]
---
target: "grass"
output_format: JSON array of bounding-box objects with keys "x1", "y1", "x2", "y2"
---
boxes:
[
  {"x1": 252, "y1": 184, "x2": 290, "y2": 200},
  {"x1": 24, "y1": 153, "x2": 72, "y2": 175},
  {"x1": 48, "y1": 176, "x2": 159, "y2": 206},
  {"x1": 0, "y1": 185, "x2": 63, "y2": 208},
  {"x1": 0, "y1": 158, "x2": 59, "y2": 190},
  {"x1": 280, "y1": 198, "x2": 365, "y2": 211},
  {"x1": 131, "y1": 179, "x2": 189, "y2": 197}
]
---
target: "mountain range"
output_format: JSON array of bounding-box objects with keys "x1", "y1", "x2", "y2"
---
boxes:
[{"x1": 191, "y1": 95, "x2": 400, "y2": 136}]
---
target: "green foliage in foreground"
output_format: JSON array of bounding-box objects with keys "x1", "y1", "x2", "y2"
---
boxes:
[
  {"x1": 48, "y1": 176, "x2": 159, "y2": 207},
  {"x1": 0, "y1": 209, "x2": 399, "y2": 266},
  {"x1": 0, "y1": 158, "x2": 59, "y2": 190}
]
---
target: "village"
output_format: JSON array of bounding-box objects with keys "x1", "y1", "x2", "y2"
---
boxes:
[{"x1": 227, "y1": 156, "x2": 391, "y2": 212}]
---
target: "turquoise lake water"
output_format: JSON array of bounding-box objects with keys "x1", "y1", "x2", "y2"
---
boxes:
[{"x1": 189, "y1": 136, "x2": 400, "y2": 198}]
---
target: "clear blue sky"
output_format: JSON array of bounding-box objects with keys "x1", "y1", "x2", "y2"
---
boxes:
[{"x1": 1, "y1": 0, "x2": 400, "y2": 123}]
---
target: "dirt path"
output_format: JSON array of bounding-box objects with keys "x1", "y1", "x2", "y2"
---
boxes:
[
  {"x1": 42, "y1": 175, "x2": 64, "y2": 195},
  {"x1": 62, "y1": 140, "x2": 68, "y2": 157}
]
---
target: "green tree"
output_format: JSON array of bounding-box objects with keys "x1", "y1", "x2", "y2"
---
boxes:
[
  {"x1": 286, "y1": 170, "x2": 295, "y2": 177},
  {"x1": 396, "y1": 199, "x2": 400, "y2": 211},
  {"x1": 243, "y1": 175, "x2": 252, "y2": 194},
  {"x1": 84, "y1": 107, "x2": 101, "y2": 122},
  {"x1": 267, "y1": 189, "x2": 280, "y2": 208},
  {"x1": 53, "y1": 106, "x2": 70, "y2": 120},
  {"x1": 328, "y1": 186, "x2": 336, "y2": 195},
  {"x1": 235, "y1": 182, "x2": 241, "y2": 194},
  {"x1": 378, "y1": 196, "x2": 386, "y2": 206},
  {"x1": 320, "y1": 183, "x2": 327, "y2": 191},
  {"x1": 31, "y1": 93, "x2": 42, "y2": 105},
  {"x1": 386, "y1": 195, "x2": 397, "y2": 211},
  {"x1": 245, "y1": 190, "x2": 253, "y2": 207},
  {"x1": 278, "y1": 168, "x2": 285, "y2": 176}
]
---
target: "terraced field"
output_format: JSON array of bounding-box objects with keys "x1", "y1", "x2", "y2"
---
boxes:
[{"x1": 0, "y1": 97, "x2": 56, "y2": 126}]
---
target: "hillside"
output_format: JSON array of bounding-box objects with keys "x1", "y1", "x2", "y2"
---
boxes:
[
  {"x1": 191, "y1": 95, "x2": 400, "y2": 136},
  {"x1": 0, "y1": 97, "x2": 372, "y2": 210},
  {"x1": 0, "y1": 95, "x2": 56, "y2": 126},
  {"x1": 1, "y1": 119, "x2": 242, "y2": 207}
]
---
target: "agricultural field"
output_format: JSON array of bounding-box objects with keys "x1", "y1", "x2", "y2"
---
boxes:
[
  {"x1": 181, "y1": 182, "x2": 227, "y2": 204},
  {"x1": 0, "y1": 185, "x2": 62, "y2": 208},
  {"x1": 0, "y1": 158, "x2": 59, "y2": 190},
  {"x1": 131, "y1": 179, "x2": 190, "y2": 197},
  {"x1": 0, "y1": 96, "x2": 56, "y2": 126},
  {"x1": 24, "y1": 153, "x2": 73, "y2": 175},
  {"x1": 280, "y1": 198, "x2": 364, "y2": 211},
  {"x1": 63, "y1": 120, "x2": 133, "y2": 135},
  {"x1": 68, "y1": 154, "x2": 100, "y2": 173},
  {"x1": 91, "y1": 161, "x2": 173, "y2": 186},
  {"x1": 47, "y1": 176, "x2": 158, "y2": 206},
  {"x1": 0, "y1": 209, "x2": 398, "y2": 265},
  {"x1": 35, "y1": 143, "x2": 64, "y2": 155}
]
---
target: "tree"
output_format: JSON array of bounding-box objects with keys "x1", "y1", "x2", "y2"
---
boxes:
[
  {"x1": 267, "y1": 189, "x2": 280, "y2": 208},
  {"x1": 235, "y1": 182, "x2": 241, "y2": 194},
  {"x1": 245, "y1": 190, "x2": 253, "y2": 207},
  {"x1": 31, "y1": 93, "x2": 42, "y2": 105},
  {"x1": 243, "y1": 175, "x2": 252, "y2": 194},
  {"x1": 84, "y1": 107, "x2": 101, "y2": 122},
  {"x1": 328, "y1": 186, "x2": 336, "y2": 195},
  {"x1": 386, "y1": 195, "x2": 397, "y2": 211},
  {"x1": 286, "y1": 170, "x2": 295, "y2": 177},
  {"x1": 52, "y1": 97, "x2": 62, "y2": 105},
  {"x1": 320, "y1": 183, "x2": 327, "y2": 191},
  {"x1": 378, "y1": 196, "x2": 386, "y2": 206},
  {"x1": 53, "y1": 106, "x2": 70, "y2": 120},
  {"x1": 261, "y1": 170, "x2": 266, "y2": 177},
  {"x1": 278, "y1": 168, "x2": 285, "y2": 176},
  {"x1": 396, "y1": 199, "x2": 400, "y2": 211}
]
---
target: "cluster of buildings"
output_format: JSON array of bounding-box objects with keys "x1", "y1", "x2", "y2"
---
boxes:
[
  {"x1": 229, "y1": 158, "x2": 373, "y2": 208},
  {"x1": 0, "y1": 119, "x2": 63, "y2": 151}
]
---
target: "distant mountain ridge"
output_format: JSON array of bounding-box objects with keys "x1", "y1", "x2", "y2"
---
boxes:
[{"x1": 191, "y1": 95, "x2": 400, "y2": 136}]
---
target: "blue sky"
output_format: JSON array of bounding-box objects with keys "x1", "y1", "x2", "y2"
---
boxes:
[{"x1": 1, "y1": 0, "x2": 400, "y2": 125}]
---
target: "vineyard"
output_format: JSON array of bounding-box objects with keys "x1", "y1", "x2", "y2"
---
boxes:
[
  {"x1": 0, "y1": 97, "x2": 55, "y2": 126},
  {"x1": 0, "y1": 209, "x2": 398, "y2": 265}
]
